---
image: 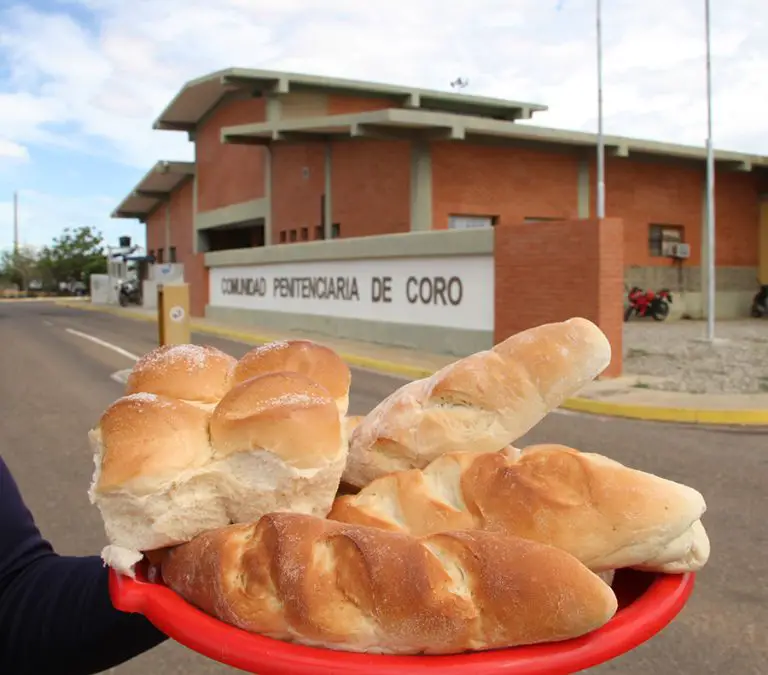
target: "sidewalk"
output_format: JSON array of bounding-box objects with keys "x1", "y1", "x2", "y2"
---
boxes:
[{"x1": 56, "y1": 298, "x2": 768, "y2": 426}]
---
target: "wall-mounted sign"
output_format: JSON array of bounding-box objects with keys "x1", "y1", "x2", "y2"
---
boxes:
[{"x1": 208, "y1": 255, "x2": 494, "y2": 330}]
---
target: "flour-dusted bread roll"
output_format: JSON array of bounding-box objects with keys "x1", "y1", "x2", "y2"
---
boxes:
[
  {"x1": 233, "y1": 340, "x2": 351, "y2": 415},
  {"x1": 344, "y1": 318, "x2": 612, "y2": 487},
  {"x1": 330, "y1": 444, "x2": 710, "y2": 573},
  {"x1": 209, "y1": 371, "x2": 348, "y2": 524},
  {"x1": 126, "y1": 344, "x2": 237, "y2": 409},
  {"x1": 88, "y1": 393, "x2": 225, "y2": 573},
  {"x1": 89, "y1": 372, "x2": 347, "y2": 576},
  {"x1": 161, "y1": 513, "x2": 618, "y2": 655}
]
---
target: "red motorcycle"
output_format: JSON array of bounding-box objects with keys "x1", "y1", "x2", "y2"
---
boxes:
[{"x1": 624, "y1": 287, "x2": 672, "y2": 322}]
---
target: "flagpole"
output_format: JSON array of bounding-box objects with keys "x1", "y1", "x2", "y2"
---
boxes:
[
  {"x1": 596, "y1": 0, "x2": 605, "y2": 219},
  {"x1": 704, "y1": 0, "x2": 716, "y2": 341}
]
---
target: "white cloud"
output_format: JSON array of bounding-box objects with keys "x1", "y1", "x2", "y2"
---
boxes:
[
  {"x1": 0, "y1": 139, "x2": 29, "y2": 161},
  {"x1": 0, "y1": 0, "x2": 765, "y2": 249}
]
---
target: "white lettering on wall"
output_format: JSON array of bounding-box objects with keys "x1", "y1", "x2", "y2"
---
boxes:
[{"x1": 209, "y1": 255, "x2": 494, "y2": 330}]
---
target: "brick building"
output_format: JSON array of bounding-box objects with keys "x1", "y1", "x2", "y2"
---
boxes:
[{"x1": 113, "y1": 68, "x2": 768, "y2": 322}]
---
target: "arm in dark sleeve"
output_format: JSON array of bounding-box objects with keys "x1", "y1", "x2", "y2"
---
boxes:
[{"x1": 0, "y1": 457, "x2": 167, "y2": 675}]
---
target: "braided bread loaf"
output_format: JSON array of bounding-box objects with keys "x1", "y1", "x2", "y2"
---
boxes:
[
  {"x1": 330, "y1": 444, "x2": 710, "y2": 574},
  {"x1": 160, "y1": 513, "x2": 618, "y2": 655},
  {"x1": 343, "y1": 318, "x2": 612, "y2": 488}
]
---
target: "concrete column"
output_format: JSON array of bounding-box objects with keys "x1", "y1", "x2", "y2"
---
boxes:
[
  {"x1": 164, "y1": 202, "x2": 171, "y2": 255},
  {"x1": 324, "y1": 142, "x2": 333, "y2": 240},
  {"x1": 577, "y1": 158, "x2": 591, "y2": 218},
  {"x1": 410, "y1": 140, "x2": 432, "y2": 231},
  {"x1": 264, "y1": 147, "x2": 273, "y2": 246}
]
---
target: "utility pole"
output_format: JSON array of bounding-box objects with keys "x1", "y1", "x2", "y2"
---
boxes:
[
  {"x1": 596, "y1": 0, "x2": 606, "y2": 219},
  {"x1": 13, "y1": 191, "x2": 19, "y2": 255},
  {"x1": 703, "y1": 0, "x2": 716, "y2": 341}
]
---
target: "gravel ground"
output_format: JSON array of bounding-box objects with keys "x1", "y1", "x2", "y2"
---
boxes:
[{"x1": 623, "y1": 319, "x2": 768, "y2": 394}]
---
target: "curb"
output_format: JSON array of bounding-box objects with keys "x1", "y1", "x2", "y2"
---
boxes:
[{"x1": 54, "y1": 299, "x2": 768, "y2": 427}]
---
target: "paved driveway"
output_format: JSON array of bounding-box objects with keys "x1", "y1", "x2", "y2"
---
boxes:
[{"x1": 0, "y1": 302, "x2": 764, "y2": 674}]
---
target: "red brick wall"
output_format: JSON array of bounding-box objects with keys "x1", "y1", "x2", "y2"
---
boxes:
[
  {"x1": 494, "y1": 218, "x2": 624, "y2": 377},
  {"x1": 432, "y1": 144, "x2": 580, "y2": 229},
  {"x1": 270, "y1": 143, "x2": 326, "y2": 244},
  {"x1": 330, "y1": 140, "x2": 410, "y2": 237},
  {"x1": 196, "y1": 96, "x2": 267, "y2": 212},
  {"x1": 166, "y1": 179, "x2": 208, "y2": 317},
  {"x1": 602, "y1": 157, "x2": 759, "y2": 267},
  {"x1": 145, "y1": 207, "x2": 165, "y2": 258}
]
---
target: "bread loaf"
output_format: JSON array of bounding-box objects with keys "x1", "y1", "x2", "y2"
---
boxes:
[
  {"x1": 233, "y1": 340, "x2": 351, "y2": 415},
  {"x1": 343, "y1": 318, "x2": 612, "y2": 487},
  {"x1": 330, "y1": 444, "x2": 709, "y2": 573},
  {"x1": 126, "y1": 344, "x2": 237, "y2": 409},
  {"x1": 89, "y1": 372, "x2": 347, "y2": 576},
  {"x1": 161, "y1": 513, "x2": 618, "y2": 655}
]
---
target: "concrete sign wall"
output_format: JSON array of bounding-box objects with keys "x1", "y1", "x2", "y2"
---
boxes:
[{"x1": 208, "y1": 255, "x2": 494, "y2": 331}]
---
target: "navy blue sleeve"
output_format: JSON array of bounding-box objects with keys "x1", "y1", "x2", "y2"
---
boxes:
[{"x1": 0, "y1": 457, "x2": 167, "y2": 675}]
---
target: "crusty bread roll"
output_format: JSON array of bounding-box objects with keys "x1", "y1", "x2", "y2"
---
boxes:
[
  {"x1": 233, "y1": 340, "x2": 351, "y2": 415},
  {"x1": 330, "y1": 444, "x2": 710, "y2": 573},
  {"x1": 343, "y1": 317, "x2": 612, "y2": 487},
  {"x1": 89, "y1": 373, "x2": 347, "y2": 576},
  {"x1": 126, "y1": 344, "x2": 237, "y2": 409},
  {"x1": 161, "y1": 513, "x2": 618, "y2": 655},
  {"x1": 209, "y1": 371, "x2": 347, "y2": 524}
]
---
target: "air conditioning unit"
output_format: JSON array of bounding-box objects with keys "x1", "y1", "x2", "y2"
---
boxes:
[{"x1": 662, "y1": 242, "x2": 690, "y2": 259}]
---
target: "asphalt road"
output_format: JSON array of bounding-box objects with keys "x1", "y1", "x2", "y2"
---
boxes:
[{"x1": 0, "y1": 301, "x2": 765, "y2": 675}]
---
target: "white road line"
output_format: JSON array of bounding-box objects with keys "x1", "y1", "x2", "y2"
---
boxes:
[
  {"x1": 65, "y1": 328, "x2": 139, "y2": 361},
  {"x1": 43, "y1": 320, "x2": 53, "y2": 327},
  {"x1": 110, "y1": 369, "x2": 133, "y2": 385}
]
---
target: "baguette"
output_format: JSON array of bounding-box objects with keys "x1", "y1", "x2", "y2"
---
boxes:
[
  {"x1": 330, "y1": 444, "x2": 710, "y2": 573},
  {"x1": 343, "y1": 318, "x2": 611, "y2": 487},
  {"x1": 161, "y1": 513, "x2": 618, "y2": 655}
]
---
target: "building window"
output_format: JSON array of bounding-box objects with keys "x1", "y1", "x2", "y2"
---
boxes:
[
  {"x1": 648, "y1": 224, "x2": 684, "y2": 257},
  {"x1": 524, "y1": 216, "x2": 560, "y2": 223},
  {"x1": 279, "y1": 231, "x2": 287, "y2": 243},
  {"x1": 300, "y1": 227, "x2": 309, "y2": 241},
  {"x1": 169, "y1": 246, "x2": 177, "y2": 263},
  {"x1": 148, "y1": 250, "x2": 155, "y2": 261},
  {"x1": 331, "y1": 223, "x2": 341, "y2": 239},
  {"x1": 289, "y1": 229, "x2": 298, "y2": 242},
  {"x1": 155, "y1": 248, "x2": 164, "y2": 263},
  {"x1": 315, "y1": 225, "x2": 324, "y2": 240},
  {"x1": 448, "y1": 214, "x2": 497, "y2": 229}
]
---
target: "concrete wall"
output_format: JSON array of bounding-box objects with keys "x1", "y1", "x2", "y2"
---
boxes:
[
  {"x1": 205, "y1": 229, "x2": 494, "y2": 356},
  {"x1": 625, "y1": 265, "x2": 757, "y2": 319}
]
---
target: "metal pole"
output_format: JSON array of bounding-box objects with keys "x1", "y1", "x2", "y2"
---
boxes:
[
  {"x1": 13, "y1": 191, "x2": 19, "y2": 254},
  {"x1": 596, "y1": 0, "x2": 606, "y2": 218},
  {"x1": 704, "y1": 0, "x2": 716, "y2": 340}
]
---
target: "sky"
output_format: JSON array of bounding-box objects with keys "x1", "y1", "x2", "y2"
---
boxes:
[{"x1": 0, "y1": 0, "x2": 765, "y2": 252}]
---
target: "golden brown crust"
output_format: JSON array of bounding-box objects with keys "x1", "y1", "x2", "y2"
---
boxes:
[
  {"x1": 209, "y1": 371, "x2": 343, "y2": 469},
  {"x1": 330, "y1": 444, "x2": 707, "y2": 572},
  {"x1": 233, "y1": 340, "x2": 351, "y2": 408},
  {"x1": 126, "y1": 344, "x2": 237, "y2": 404},
  {"x1": 161, "y1": 513, "x2": 617, "y2": 654},
  {"x1": 94, "y1": 393, "x2": 212, "y2": 494},
  {"x1": 344, "y1": 318, "x2": 612, "y2": 487}
]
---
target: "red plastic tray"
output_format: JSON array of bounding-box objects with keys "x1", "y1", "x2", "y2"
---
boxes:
[{"x1": 110, "y1": 566, "x2": 694, "y2": 675}]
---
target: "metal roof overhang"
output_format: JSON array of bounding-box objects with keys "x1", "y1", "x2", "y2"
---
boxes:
[
  {"x1": 111, "y1": 161, "x2": 195, "y2": 221},
  {"x1": 152, "y1": 68, "x2": 548, "y2": 131},
  {"x1": 221, "y1": 108, "x2": 768, "y2": 171}
]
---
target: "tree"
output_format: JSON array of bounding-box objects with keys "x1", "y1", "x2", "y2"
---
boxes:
[
  {"x1": 37, "y1": 226, "x2": 108, "y2": 289},
  {"x1": 0, "y1": 246, "x2": 41, "y2": 290}
]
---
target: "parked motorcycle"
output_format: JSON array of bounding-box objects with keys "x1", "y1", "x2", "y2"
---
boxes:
[
  {"x1": 751, "y1": 284, "x2": 768, "y2": 318},
  {"x1": 624, "y1": 286, "x2": 672, "y2": 322},
  {"x1": 118, "y1": 278, "x2": 142, "y2": 307}
]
